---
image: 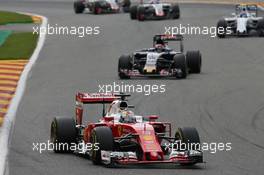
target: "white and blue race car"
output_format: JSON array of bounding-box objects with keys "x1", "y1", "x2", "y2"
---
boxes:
[
  {"x1": 217, "y1": 4, "x2": 264, "y2": 37},
  {"x1": 129, "y1": 0, "x2": 180, "y2": 21}
]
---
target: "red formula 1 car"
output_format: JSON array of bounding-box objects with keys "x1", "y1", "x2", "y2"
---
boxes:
[{"x1": 50, "y1": 93, "x2": 203, "y2": 167}]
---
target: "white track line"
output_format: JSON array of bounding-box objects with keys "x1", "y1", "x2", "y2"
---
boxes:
[{"x1": 0, "y1": 13, "x2": 48, "y2": 175}]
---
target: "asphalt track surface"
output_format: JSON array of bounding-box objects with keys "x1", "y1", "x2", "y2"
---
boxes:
[{"x1": 0, "y1": 1, "x2": 264, "y2": 175}]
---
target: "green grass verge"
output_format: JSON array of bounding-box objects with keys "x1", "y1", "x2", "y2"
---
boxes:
[
  {"x1": 0, "y1": 11, "x2": 33, "y2": 25},
  {"x1": 0, "y1": 32, "x2": 38, "y2": 60}
]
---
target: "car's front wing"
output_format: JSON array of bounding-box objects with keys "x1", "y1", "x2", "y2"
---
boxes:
[
  {"x1": 120, "y1": 69, "x2": 183, "y2": 78},
  {"x1": 101, "y1": 150, "x2": 204, "y2": 165}
]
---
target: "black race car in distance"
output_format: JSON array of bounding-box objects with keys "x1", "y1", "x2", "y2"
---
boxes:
[{"x1": 118, "y1": 35, "x2": 202, "y2": 79}]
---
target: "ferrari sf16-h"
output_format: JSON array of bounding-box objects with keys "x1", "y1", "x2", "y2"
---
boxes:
[
  {"x1": 118, "y1": 34, "x2": 202, "y2": 79},
  {"x1": 50, "y1": 93, "x2": 203, "y2": 167},
  {"x1": 74, "y1": 0, "x2": 131, "y2": 14},
  {"x1": 130, "y1": 0, "x2": 180, "y2": 21},
  {"x1": 217, "y1": 4, "x2": 264, "y2": 37}
]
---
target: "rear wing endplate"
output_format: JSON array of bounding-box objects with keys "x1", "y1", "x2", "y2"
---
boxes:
[{"x1": 75, "y1": 93, "x2": 118, "y2": 125}]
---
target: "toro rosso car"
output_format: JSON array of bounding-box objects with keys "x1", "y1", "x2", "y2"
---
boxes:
[
  {"x1": 130, "y1": 0, "x2": 180, "y2": 21},
  {"x1": 74, "y1": 0, "x2": 131, "y2": 14},
  {"x1": 217, "y1": 4, "x2": 264, "y2": 37},
  {"x1": 118, "y1": 35, "x2": 202, "y2": 79},
  {"x1": 50, "y1": 93, "x2": 203, "y2": 166}
]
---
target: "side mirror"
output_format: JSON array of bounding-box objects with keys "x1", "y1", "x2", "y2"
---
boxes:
[{"x1": 128, "y1": 105, "x2": 135, "y2": 108}]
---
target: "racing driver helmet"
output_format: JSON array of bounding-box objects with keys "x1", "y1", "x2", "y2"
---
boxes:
[
  {"x1": 120, "y1": 110, "x2": 136, "y2": 123},
  {"x1": 155, "y1": 44, "x2": 166, "y2": 53},
  {"x1": 240, "y1": 7, "x2": 247, "y2": 17},
  {"x1": 155, "y1": 38, "x2": 166, "y2": 52},
  {"x1": 119, "y1": 101, "x2": 128, "y2": 110}
]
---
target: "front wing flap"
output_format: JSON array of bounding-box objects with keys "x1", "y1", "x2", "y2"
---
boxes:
[{"x1": 101, "y1": 150, "x2": 203, "y2": 165}]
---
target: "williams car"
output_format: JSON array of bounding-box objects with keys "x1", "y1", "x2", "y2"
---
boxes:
[{"x1": 217, "y1": 4, "x2": 264, "y2": 37}]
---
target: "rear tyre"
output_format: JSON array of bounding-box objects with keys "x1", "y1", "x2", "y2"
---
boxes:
[
  {"x1": 118, "y1": 55, "x2": 132, "y2": 79},
  {"x1": 50, "y1": 117, "x2": 77, "y2": 153},
  {"x1": 74, "y1": 0, "x2": 85, "y2": 14},
  {"x1": 137, "y1": 6, "x2": 145, "y2": 21},
  {"x1": 130, "y1": 6, "x2": 138, "y2": 19},
  {"x1": 217, "y1": 19, "x2": 227, "y2": 38},
  {"x1": 257, "y1": 19, "x2": 264, "y2": 37},
  {"x1": 173, "y1": 54, "x2": 187, "y2": 79},
  {"x1": 90, "y1": 127, "x2": 114, "y2": 165},
  {"x1": 186, "y1": 51, "x2": 202, "y2": 74},
  {"x1": 175, "y1": 127, "x2": 201, "y2": 165},
  {"x1": 171, "y1": 4, "x2": 180, "y2": 19}
]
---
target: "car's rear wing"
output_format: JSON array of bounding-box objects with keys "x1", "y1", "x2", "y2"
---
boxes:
[
  {"x1": 153, "y1": 34, "x2": 184, "y2": 52},
  {"x1": 235, "y1": 4, "x2": 258, "y2": 16},
  {"x1": 153, "y1": 34, "x2": 183, "y2": 43},
  {"x1": 75, "y1": 93, "x2": 118, "y2": 125},
  {"x1": 76, "y1": 92, "x2": 118, "y2": 104}
]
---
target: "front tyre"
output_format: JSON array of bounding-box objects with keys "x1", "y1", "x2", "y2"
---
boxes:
[
  {"x1": 186, "y1": 50, "x2": 202, "y2": 74},
  {"x1": 74, "y1": 0, "x2": 85, "y2": 14},
  {"x1": 118, "y1": 55, "x2": 132, "y2": 79},
  {"x1": 217, "y1": 19, "x2": 227, "y2": 38},
  {"x1": 257, "y1": 19, "x2": 264, "y2": 37},
  {"x1": 90, "y1": 127, "x2": 114, "y2": 165},
  {"x1": 137, "y1": 6, "x2": 145, "y2": 21},
  {"x1": 93, "y1": 2, "x2": 102, "y2": 14},
  {"x1": 171, "y1": 4, "x2": 180, "y2": 19},
  {"x1": 130, "y1": 5, "x2": 138, "y2": 19},
  {"x1": 50, "y1": 117, "x2": 77, "y2": 153},
  {"x1": 175, "y1": 127, "x2": 202, "y2": 165},
  {"x1": 173, "y1": 54, "x2": 187, "y2": 79}
]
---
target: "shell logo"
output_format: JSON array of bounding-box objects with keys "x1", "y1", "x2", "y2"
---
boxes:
[
  {"x1": 117, "y1": 125, "x2": 123, "y2": 136},
  {"x1": 143, "y1": 135, "x2": 154, "y2": 141}
]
